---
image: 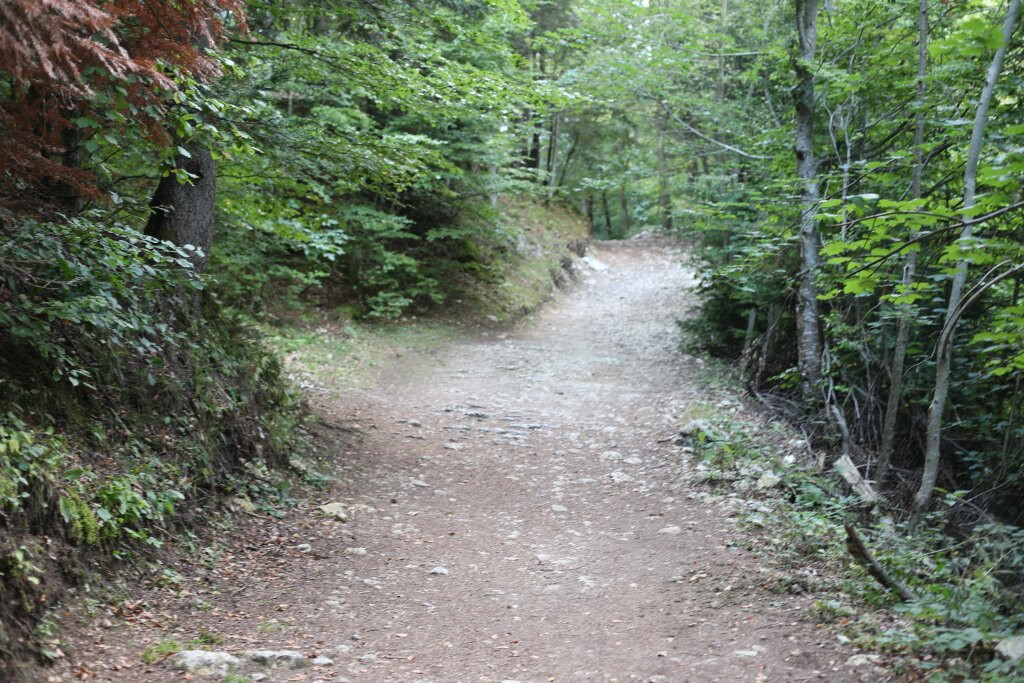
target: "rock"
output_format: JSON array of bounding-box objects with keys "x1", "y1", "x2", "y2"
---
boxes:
[
  {"x1": 600, "y1": 450, "x2": 622, "y2": 461},
  {"x1": 344, "y1": 547, "x2": 367, "y2": 556},
  {"x1": 845, "y1": 654, "x2": 881, "y2": 667},
  {"x1": 348, "y1": 503, "x2": 377, "y2": 516},
  {"x1": 296, "y1": 543, "x2": 312, "y2": 553},
  {"x1": 411, "y1": 479, "x2": 429, "y2": 487},
  {"x1": 678, "y1": 419, "x2": 720, "y2": 442},
  {"x1": 658, "y1": 525, "x2": 682, "y2": 535},
  {"x1": 610, "y1": 470, "x2": 634, "y2": 484},
  {"x1": 251, "y1": 674, "x2": 267, "y2": 682},
  {"x1": 430, "y1": 566, "x2": 449, "y2": 575},
  {"x1": 623, "y1": 457, "x2": 643, "y2": 465},
  {"x1": 551, "y1": 504, "x2": 568, "y2": 513},
  {"x1": 243, "y1": 650, "x2": 308, "y2": 669},
  {"x1": 311, "y1": 656, "x2": 335, "y2": 666},
  {"x1": 996, "y1": 635, "x2": 1024, "y2": 661},
  {"x1": 582, "y1": 255, "x2": 609, "y2": 271},
  {"x1": 755, "y1": 472, "x2": 782, "y2": 490},
  {"x1": 317, "y1": 502, "x2": 348, "y2": 522},
  {"x1": 168, "y1": 650, "x2": 241, "y2": 676},
  {"x1": 443, "y1": 442, "x2": 465, "y2": 451}
]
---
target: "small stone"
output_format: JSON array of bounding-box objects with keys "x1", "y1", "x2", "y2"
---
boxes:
[
  {"x1": 317, "y1": 503, "x2": 348, "y2": 522},
  {"x1": 551, "y1": 504, "x2": 568, "y2": 513},
  {"x1": 296, "y1": 543, "x2": 312, "y2": 553},
  {"x1": 610, "y1": 470, "x2": 634, "y2": 484},
  {"x1": 168, "y1": 651, "x2": 240, "y2": 676},
  {"x1": 243, "y1": 650, "x2": 308, "y2": 669},
  {"x1": 411, "y1": 479, "x2": 429, "y2": 487},
  {"x1": 755, "y1": 472, "x2": 782, "y2": 490},
  {"x1": 600, "y1": 450, "x2": 622, "y2": 461},
  {"x1": 658, "y1": 525, "x2": 682, "y2": 535},
  {"x1": 251, "y1": 674, "x2": 267, "y2": 682},
  {"x1": 623, "y1": 457, "x2": 643, "y2": 465},
  {"x1": 996, "y1": 635, "x2": 1024, "y2": 661},
  {"x1": 430, "y1": 566, "x2": 449, "y2": 575},
  {"x1": 311, "y1": 656, "x2": 335, "y2": 666},
  {"x1": 344, "y1": 547, "x2": 367, "y2": 556},
  {"x1": 443, "y1": 442, "x2": 465, "y2": 451}
]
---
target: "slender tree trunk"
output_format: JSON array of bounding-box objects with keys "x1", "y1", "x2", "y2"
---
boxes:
[
  {"x1": 601, "y1": 190, "x2": 613, "y2": 235},
  {"x1": 619, "y1": 182, "x2": 631, "y2": 235},
  {"x1": 793, "y1": 0, "x2": 823, "y2": 398},
  {"x1": 547, "y1": 112, "x2": 560, "y2": 199},
  {"x1": 877, "y1": 0, "x2": 928, "y2": 484},
  {"x1": 145, "y1": 142, "x2": 216, "y2": 273},
  {"x1": 914, "y1": 0, "x2": 1021, "y2": 516},
  {"x1": 717, "y1": 0, "x2": 729, "y2": 104},
  {"x1": 655, "y1": 114, "x2": 673, "y2": 232}
]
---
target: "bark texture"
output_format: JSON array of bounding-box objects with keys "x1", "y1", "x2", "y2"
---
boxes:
[
  {"x1": 145, "y1": 142, "x2": 216, "y2": 273},
  {"x1": 793, "y1": 0, "x2": 822, "y2": 397}
]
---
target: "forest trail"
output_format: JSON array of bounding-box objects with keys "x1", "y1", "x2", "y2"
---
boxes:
[{"x1": 62, "y1": 242, "x2": 878, "y2": 682}]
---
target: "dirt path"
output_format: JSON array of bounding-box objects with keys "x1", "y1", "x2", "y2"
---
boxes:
[{"x1": 58, "y1": 242, "x2": 879, "y2": 682}]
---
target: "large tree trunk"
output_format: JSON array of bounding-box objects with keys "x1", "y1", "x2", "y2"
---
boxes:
[
  {"x1": 792, "y1": 0, "x2": 822, "y2": 399},
  {"x1": 145, "y1": 142, "x2": 216, "y2": 274},
  {"x1": 914, "y1": 0, "x2": 1021, "y2": 516},
  {"x1": 877, "y1": 0, "x2": 928, "y2": 484}
]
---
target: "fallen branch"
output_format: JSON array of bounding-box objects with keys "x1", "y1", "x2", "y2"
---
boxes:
[
  {"x1": 833, "y1": 454, "x2": 879, "y2": 504},
  {"x1": 844, "y1": 523, "x2": 915, "y2": 602}
]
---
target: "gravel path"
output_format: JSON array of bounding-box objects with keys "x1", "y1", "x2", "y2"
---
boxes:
[{"x1": 57, "y1": 242, "x2": 879, "y2": 682}]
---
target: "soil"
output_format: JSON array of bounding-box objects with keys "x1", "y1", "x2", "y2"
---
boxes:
[{"x1": 50, "y1": 242, "x2": 887, "y2": 682}]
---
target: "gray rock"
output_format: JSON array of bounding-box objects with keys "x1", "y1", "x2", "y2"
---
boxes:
[
  {"x1": 610, "y1": 470, "x2": 634, "y2": 484},
  {"x1": 311, "y1": 656, "x2": 335, "y2": 666},
  {"x1": 755, "y1": 471, "x2": 782, "y2": 490},
  {"x1": 658, "y1": 525, "x2": 682, "y2": 535},
  {"x1": 551, "y1": 504, "x2": 568, "y2": 512},
  {"x1": 344, "y1": 547, "x2": 367, "y2": 556},
  {"x1": 317, "y1": 502, "x2": 348, "y2": 522},
  {"x1": 243, "y1": 649, "x2": 308, "y2": 669},
  {"x1": 844, "y1": 654, "x2": 882, "y2": 667},
  {"x1": 251, "y1": 674, "x2": 267, "y2": 682},
  {"x1": 168, "y1": 650, "x2": 241, "y2": 676},
  {"x1": 996, "y1": 635, "x2": 1024, "y2": 661},
  {"x1": 430, "y1": 566, "x2": 450, "y2": 575}
]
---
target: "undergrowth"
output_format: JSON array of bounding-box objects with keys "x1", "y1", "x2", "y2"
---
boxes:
[
  {"x1": 0, "y1": 216, "x2": 302, "y2": 675},
  {"x1": 678, "y1": 390, "x2": 1024, "y2": 682}
]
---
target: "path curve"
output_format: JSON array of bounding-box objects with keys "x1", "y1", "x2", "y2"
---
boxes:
[{"x1": 62, "y1": 242, "x2": 876, "y2": 683}]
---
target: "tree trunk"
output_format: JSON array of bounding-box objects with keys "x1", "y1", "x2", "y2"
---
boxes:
[
  {"x1": 717, "y1": 0, "x2": 729, "y2": 104},
  {"x1": 547, "y1": 112, "x2": 560, "y2": 199},
  {"x1": 793, "y1": 0, "x2": 823, "y2": 399},
  {"x1": 619, "y1": 182, "x2": 631, "y2": 235},
  {"x1": 914, "y1": 0, "x2": 1021, "y2": 516},
  {"x1": 601, "y1": 190, "x2": 613, "y2": 235},
  {"x1": 145, "y1": 142, "x2": 216, "y2": 274},
  {"x1": 877, "y1": 0, "x2": 927, "y2": 484},
  {"x1": 655, "y1": 114, "x2": 673, "y2": 232}
]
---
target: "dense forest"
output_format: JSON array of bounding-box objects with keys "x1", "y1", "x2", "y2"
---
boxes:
[{"x1": 2, "y1": 0, "x2": 1024, "y2": 679}]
